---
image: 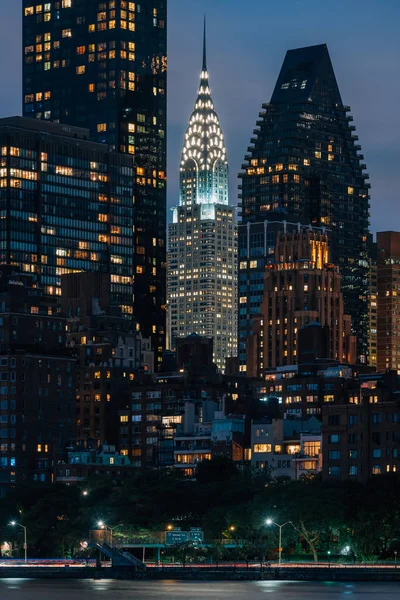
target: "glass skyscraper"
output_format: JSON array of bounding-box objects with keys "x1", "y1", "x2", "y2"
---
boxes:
[
  {"x1": 168, "y1": 24, "x2": 237, "y2": 371},
  {"x1": 22, "y1": 0, "x2": 167, "y2": 366},
  {"x1": 0, "y1": 117, "x2": 134, "y2": 309},
  {"x1": 239, "y1": 44, "x2": 370, "y2": 364}
]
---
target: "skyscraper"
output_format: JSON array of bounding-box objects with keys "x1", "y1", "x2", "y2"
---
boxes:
[
  {"x1": 167, "y1": 23, "x2": 237, "y2": 372},
  {"x1": 376, "y1": 231, "x2": 400, "y2": 372},
  {"x1": 367, "y1": 235, "x2": 377, "y2": 367},
  {"x1": 239, "y1": 44, "x2": 370, "y2": 365},
  {"x1": 22, "y1": 0, "x2": 167, "y2": 366},
  {"x1": 246, "y1": 229, "x2": 356, "y2": 377},
  {"x1": 0, "y1": 117, "x2": 134, "y2": 309}
]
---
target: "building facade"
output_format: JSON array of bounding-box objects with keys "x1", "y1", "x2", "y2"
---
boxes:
[
  {"x1": 238, "y1": 220, "x2": 323, "y2": 371},
  {"x1": 322, "y1": 389, "x2": 400, "y2": 483},
  {"x1": 239, "y1": 44, "x2": 370, "y2": 363},
  {"x1": 118, "y1": 334, "x2": 255, "y2": 469},
  {"x1": 55, "y1": 444, "x2": 134, "y2": 484},
  {"x1": 251, "y1": 416, "x2": 322, "y2": 480},
  {"x1": 167, "y1": 25, "x2": 237, "y2": 372},
  {"x1": 22, "y1": 0, "x2": 167, "y2": 365},
  {"x1": 368, "y1": 236, "x2": 377, "y2": 367},
  {"x1": 61, "y1": 271, "x2": 153, "y2": 446},
  {"x1": 0, "y1": 117, "x2": 134, "y2": 311},
  {"x1": 0, "y1": 267, "x2": 75, "y2": 496},
  {"x1": 246, "y1": 229, "x2": 356, "y2": 376},
  {"x1": 376, "y1": 231, "x2": 400, "y2": 372}
]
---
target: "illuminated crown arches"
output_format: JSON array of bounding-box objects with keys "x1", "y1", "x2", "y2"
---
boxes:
[{"x1": 179, "y1": 23, "x2": 228, "y2": 207}]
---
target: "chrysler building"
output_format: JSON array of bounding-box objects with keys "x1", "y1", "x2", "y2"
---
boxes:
[{"x1": 167, "y1": 22, "x2": 237, "y2": 371}]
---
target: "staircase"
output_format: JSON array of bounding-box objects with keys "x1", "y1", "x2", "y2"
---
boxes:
[{"x1": 89, "y1": 542, "x2": 146, "y2": 571}]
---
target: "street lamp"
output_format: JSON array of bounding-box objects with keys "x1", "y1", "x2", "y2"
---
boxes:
[
  {"x1": 266, "y1": 518, "x2": 293, "y2": 565},
  {"x1": 9, "y1": 521, "x2": 27, "y2": 563},
  {"x1": 97, "y1": 521, "x2": 122, "y2": 549},
  {"x1": 82, "y1": 490, "x2": 89, "y2": 497}
]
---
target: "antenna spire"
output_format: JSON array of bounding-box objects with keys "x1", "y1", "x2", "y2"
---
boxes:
[{"x1": 202, "y1": 15, "x2": 207, "y2": 72}]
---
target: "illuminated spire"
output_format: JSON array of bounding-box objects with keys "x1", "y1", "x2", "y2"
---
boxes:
[{"x1": 179, "y1": 20, "x2": 228, "y2": 207}]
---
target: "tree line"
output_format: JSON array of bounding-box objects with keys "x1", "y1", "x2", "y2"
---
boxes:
[{"x1": 1, "y1": 458, "x2": 400, "y2": 561}]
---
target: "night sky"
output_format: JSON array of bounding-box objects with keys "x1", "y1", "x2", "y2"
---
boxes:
[{"x1": 1, "y1": 0, "x2": 399, "y2": 233}]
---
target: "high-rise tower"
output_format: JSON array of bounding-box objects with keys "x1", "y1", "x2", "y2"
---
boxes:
[
  {"x1": 22, "y1": 0, "x2": 167, "y2": 367},
  {"x1": 167, "y1": 22, "x2": 237, "y2": 372},
  {"x1": 376, "y1": 231, "x2": 400, "y2": 372},
  {"x1": 246, "y1": 229, "x2": 356, "y2": 377},
  {"x1": 239, "y1": 44, "x2": 370, "y2": 366}
]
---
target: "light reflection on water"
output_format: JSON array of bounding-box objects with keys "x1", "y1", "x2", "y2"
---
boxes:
[{"x1": 1, "y1": 580, "x2": 400, "y2": 599}]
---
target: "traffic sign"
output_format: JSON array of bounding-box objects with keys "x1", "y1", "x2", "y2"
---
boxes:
[
  {"x1": 165, "y1": 531, "x2": 188, "y2": 546},
  {"x1": 189, "y1": 530, "x2": 204, "y2": 543}
]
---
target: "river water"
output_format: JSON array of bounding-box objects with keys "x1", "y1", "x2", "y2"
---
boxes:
[{"x1": 0, "y1": 580, "x2": 398, "y2": 599}]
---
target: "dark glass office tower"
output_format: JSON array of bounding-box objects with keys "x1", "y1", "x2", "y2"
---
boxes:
[
  {"x1": 239, "y1": 44, "x2": 370, "y2": 362},
  {"x1": 0, "y1": 117, "x2": 134, "y2": 309},
  {"x1": 22, "y1": 0, "x2": 167, "y2": 366}
]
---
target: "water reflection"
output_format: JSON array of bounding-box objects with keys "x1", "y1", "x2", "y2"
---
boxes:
[{"x1": 0, "y1": 580, "x2": 400, "y2": 599}]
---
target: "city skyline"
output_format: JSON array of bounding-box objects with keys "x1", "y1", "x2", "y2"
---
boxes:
[{"x1": 1, "y1": 0, "x2": 399, "y2": 233}]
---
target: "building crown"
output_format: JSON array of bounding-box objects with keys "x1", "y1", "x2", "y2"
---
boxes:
[{"x1": 179, "y1": 18, "x2": 228, "y2": 207}]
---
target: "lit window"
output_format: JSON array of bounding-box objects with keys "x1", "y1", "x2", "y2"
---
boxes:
[
  {"x1": 76, "y1": 65, "x2": 86, "y2": 74},
  {"x1": 253, "y1": 444, "x2": 272, "y2": 453},
  {"x1": 97, "y1": 123, "x2": 107, "y2": 132},
  {"x1": 62, "y1": 29, "x2": 72, "y2": 38},
  {"x1": 324, "y1": 395, "x2": 335, "y2": 403}
]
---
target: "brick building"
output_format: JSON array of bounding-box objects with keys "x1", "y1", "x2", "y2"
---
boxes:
[
  {"x1": 61, "y1": 271, "x2": 153, "y2": 446},
  {"x1": 118, "y1": 334, "x2": 256, "y2": 469},
  {"x1": 247, "y1": 229, "x2": 356, "y2": 377},
  {"x1": 322, "y1": 373, "x2": 400, "y2": 482},
  {"x1": 377, "y1": 232, "x2": 400, "y2": 372}
]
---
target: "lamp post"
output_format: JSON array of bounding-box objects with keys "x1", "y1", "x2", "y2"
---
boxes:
[
  {"x1": 266, "y1": 519, "x2": 293, "y2": 565},
  {"x1": 97, "y1": 521, "x2": 122, "y2": 549},
  {"x1": 229, "y1": 526, "x2": 237, "y2": 570},
  {"x1": 9, "y1": 521, "x2": 27, "y2": 563}
]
